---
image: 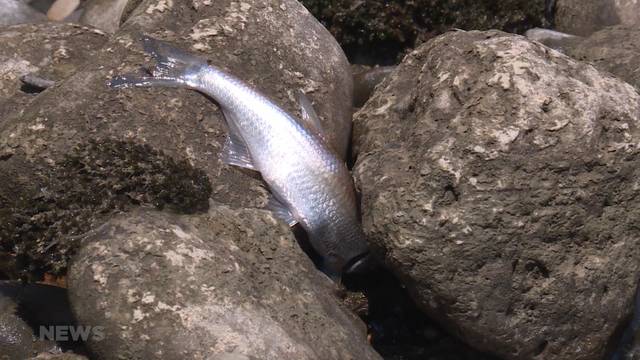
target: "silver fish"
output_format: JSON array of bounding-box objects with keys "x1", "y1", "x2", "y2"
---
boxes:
[{"x1": 110, "y1": 36, "x2": 371, "y2": 281}]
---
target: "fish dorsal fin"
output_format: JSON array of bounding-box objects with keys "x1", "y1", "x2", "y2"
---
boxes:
[
  {"x1": 295, "y1": 90, "x2": 329, "y2": 143},
  {"x1": 220, "y1": 109, "x2": 257, "y2": 171},
  {"x1": 266, "y1": 194, "x2": 298, "y2": 227}
]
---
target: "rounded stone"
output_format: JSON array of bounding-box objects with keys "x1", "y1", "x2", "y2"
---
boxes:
[{"x1": 353, "y1": 30, "x2": 640, "y2": 360}]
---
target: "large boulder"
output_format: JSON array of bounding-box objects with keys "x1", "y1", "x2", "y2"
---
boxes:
[
  {"x1": 68, "y1": 207, "x2": 380, "y2": 360},
  {"x1": 555, "y1": 0, "x2": 640, "y2": 36},
  {"x1": 353, "y1": 30, "x2": 640, "y2": 360},
  {"x1": 565, "y1": 26, "x2": 640, "y2": 91},
  {"x1": 0, "y1": 0, "x2": 353, "y2": 278}
]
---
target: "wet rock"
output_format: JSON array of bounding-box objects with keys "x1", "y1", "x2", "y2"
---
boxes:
[
  {"x1": 301, "y1": 0, "x2": 548, "y2": 65},
  {"x1": 80, "y1": 0, "x2": 133, "y2": 33},
  {"x1": 0, "y1": 0, "x2": 352, "y2": 279},
  {"x1": 0, "y1": 22, "x2": 108, "y2": 124},
  {"x1": 353, "y1": 30, "x2": 640, "y2": 360},
  {"x1": 68, "y1": 207, "x2": 380, "y2": 360},
  {"x1": 0, "y1": 281, "x2": 91, "y2": 356},
  {"x1": 555, "y1": 0, "x2": 640, "y2": 36},
  {"x1": 0, "y1": 292, "x2": 59, "y2": 359},
  {"x1": 0, "y1": 0, "x2": 46, "y2": 27},
  {"x1": 565, "y1": 26, "x2": 640, "y2": 91}
]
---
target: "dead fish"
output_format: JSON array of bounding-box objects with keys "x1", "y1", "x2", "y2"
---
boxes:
[{"x1": 110, "y1": 36, "x2": 372, "y2": 281}]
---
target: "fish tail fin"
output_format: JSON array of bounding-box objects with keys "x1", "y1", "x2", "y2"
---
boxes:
[{"x1": 109, "y1": 35, "x2": 206, "y2": 90}]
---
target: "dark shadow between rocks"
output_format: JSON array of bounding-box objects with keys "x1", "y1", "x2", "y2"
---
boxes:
[
  {"x1": 343, "y1": 268, "x2": 501, "y2": 360},
  {"x1": 606, "y1": 281, "x2": 640, "y2": 360},
  {"x1": 1, "y1": 281, "x2": 92, "y2": 356}
]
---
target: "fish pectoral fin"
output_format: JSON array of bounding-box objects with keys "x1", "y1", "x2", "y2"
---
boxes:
[
  {"x1": 295, "y1": 90, "x2": 329, "y2": 142},
  {"x1": 220, "y1": 109, "x2": 257, "y2": 171},
  {"x1": 221, "y1": 132, "x2": 256, "y2": 170},
  {"x1": 266, "y1": 195, "x2": 298, "y2": 227}
]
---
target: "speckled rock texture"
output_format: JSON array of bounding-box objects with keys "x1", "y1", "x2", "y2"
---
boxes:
[
  {"x1": 565, "y1": 26, "x2": 640, "y2": 91},
  {"x1": 0, "y1": 22, "x2": 108, "y2": 124},
  {"x1": 0, "y1": 0, "x2": 352, "y2": 278},
  {"x1": 555, "y1": 0, "x2": 640, "y2": 36},
  {"x1": 353, "y1": 30, "x2": 640, "y2": 360},
  {"x1": 68, "y1": 207, "x2": 381, "y2": 360},
  {"x1": 0, "y1": 0, "x2": 46, "y2": 27}
]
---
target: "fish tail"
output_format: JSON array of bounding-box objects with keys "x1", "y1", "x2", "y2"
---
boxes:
[{"x1": 109, "y1": 35, "x2": 206, "y2": 90}]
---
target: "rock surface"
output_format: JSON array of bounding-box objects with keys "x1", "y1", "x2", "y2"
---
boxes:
[
  {"x1": 352, "y1": 65, "x2": 396, "y2": 108},
  {"x1": 68, "y1": 207, "x2": 380, "y2": 360},
  {"x1": 565, "y1": 26, "x2": 640, "y2": 91},
  {"x1": 555, "y1": 0, "x2": 640, "y2": 36},
  {"x1": 353, "y1": 30, "x2": 640, "y2": 360},
  {"x1": 0, "y1": 22, "x2": 108, "y2": 125},
  {"x1": 0, "y1": 0, "x2": 352, "y2": 278},
  {"x1": 0, "y1": 0, "x2": 46, "y2": 27},
  {"x1": 80, "y1": 0, "x2": 135, "y2": 33}
]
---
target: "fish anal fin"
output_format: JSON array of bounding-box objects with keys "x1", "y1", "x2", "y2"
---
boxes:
[{"x1": 266, "y1": 195, "x2": 298, "y2": 227}]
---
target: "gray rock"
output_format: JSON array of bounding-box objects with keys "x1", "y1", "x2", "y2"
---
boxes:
[
  {"x1": 0, "y1": 22, "x2": 108, "y2": 124},
  {"x1": 68, "y1": 207, "x2": 380, "y2": 360},
  {"x1": 0, "y1": 0, "x2": 46, "y2": 27},
  {"x1": 555, "y1": 0, "x2": 640, "y2": 36},
  {"x1": 564, "y1": 26, "x2": 640, "y2": 91},
  {"x1": 353, "y1": 30, "x2": 640, "y2": 360},
  {"x1": 79, "y1": 0, "x2": 132, "y2": 33},
  {"x1": 0, "y1": 0, "x2": 352, "y2": 279}
]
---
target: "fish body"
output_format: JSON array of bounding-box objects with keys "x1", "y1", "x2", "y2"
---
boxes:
[{"x1": 110, "y1": 36, "x2": 370, "y2": 280}]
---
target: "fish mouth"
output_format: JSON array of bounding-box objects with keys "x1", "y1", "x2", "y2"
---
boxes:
[{"x1": 343, "y1": 252, "x2": 374, "y2": 275}]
